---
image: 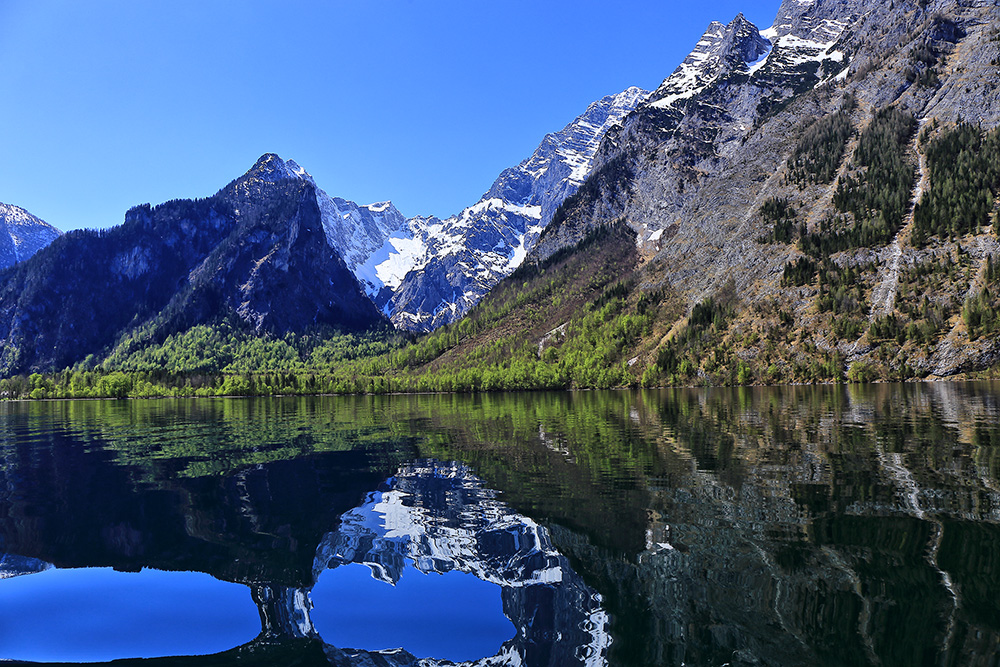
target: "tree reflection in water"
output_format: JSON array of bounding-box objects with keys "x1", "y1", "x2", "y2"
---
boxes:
[{"x1": 0, "y1": 383, "x2": 996, "y2": 665}]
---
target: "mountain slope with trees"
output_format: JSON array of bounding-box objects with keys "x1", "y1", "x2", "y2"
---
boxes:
[
  {"x1": 3, "y1": 0, "x2": 1000, "y2": 396},
  {"x1": 0, "y1": 154, "x2": 384, "y2": 377}
]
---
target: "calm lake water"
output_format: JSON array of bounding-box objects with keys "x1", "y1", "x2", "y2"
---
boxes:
[{"x1": 0, "y1": 384, "x2": 998, "y2": 666}]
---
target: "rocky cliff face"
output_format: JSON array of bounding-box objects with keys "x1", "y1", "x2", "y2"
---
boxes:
[
  {"x1": 0, "y1": 154, "x2": 384, "y2": 375},
  {"x1": 0, "y1": 203, "x2": 61, "y2": 270},
  {"x1": 526, "y1": 0, "x2": 1000, "y2": 379}
]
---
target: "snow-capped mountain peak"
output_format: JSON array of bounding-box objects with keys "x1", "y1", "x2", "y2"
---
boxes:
[
  {"x1": 356, "y1": 84, "x2": 649, "y2": 331},
  {"x1": 650, "y1": 14, "x2": 771, "y2": 110},
  {"x1": 0, "y1": 203, "x2": 62, "y2": 270}
]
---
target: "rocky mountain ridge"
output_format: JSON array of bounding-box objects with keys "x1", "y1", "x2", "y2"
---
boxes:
[{"x1": 353, "y1": 86, "x2": 650, "y2": 331}]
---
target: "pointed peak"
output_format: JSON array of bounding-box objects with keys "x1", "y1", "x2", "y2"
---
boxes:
[
  {"x1": 727, "y1": 12, "x2": 760, "y2": 34},
  {"x1": 0, "y1": 202, "x2": 60, "y2": 234},
  {"x1": 245, "y1": 153, "x2": 295, "y2": 182},
  {"x1": 244, "y1": 153, "x2": 318, "y2": 187},
  {"x1": 251, "y1": 152, "x2": 284, "y2": 170}
]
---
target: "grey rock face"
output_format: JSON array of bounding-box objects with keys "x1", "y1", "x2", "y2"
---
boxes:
[
  {"x1": 0, "y1": 203, "x2": 61, "y2": 270},
  {"x1": 525, "y1": 0, "x2": 1000, "y2": 375}
]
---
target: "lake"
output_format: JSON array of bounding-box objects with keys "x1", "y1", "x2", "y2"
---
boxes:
[{"x1": 0, "y1": 384, "x2": 998, "y2": 666}]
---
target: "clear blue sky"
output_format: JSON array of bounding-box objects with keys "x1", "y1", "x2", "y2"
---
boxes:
[{"x1": 0, "y1": 0, "x2": 780, "y2": 231}]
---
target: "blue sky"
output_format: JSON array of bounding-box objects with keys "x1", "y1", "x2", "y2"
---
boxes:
[{"x1": 0, "y1": 0, "x2": 780, "y2": 231}]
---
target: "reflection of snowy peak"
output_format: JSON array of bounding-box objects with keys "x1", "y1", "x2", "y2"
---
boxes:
[
  {"x1": 315, "y1": 460, "x2": 566, "y2": 587},
  {"x1": 0, "y1": 203, "x2": 62, "y2": 270},
  {"x1": 313, "y1": 460, "x2": 611, "y2": 667},
  {"x1": 0, "y1": 553, "x2": 52, "y2": 579},
  {"x1": 355, "y1": 86, "x2": 649, "y2": 331}
]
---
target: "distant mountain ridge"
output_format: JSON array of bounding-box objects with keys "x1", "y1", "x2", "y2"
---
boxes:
[
  {"x1": 0, "y1": 203, "x2": 61, "y2": 270},
  {"x1": 249, "y1": 86, "x2": 649, "y2": 332},
  {"x1": 341, "y1": 86, "x2": 649, "y2": 330}
]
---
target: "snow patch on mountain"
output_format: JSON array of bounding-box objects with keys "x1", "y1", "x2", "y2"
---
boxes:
[
  {"x1": 747, "y1": 40, "x2": 775, "y2": 75},
  {"x1": 0, "y1": 203, "x2": 62, "y2": 270}
]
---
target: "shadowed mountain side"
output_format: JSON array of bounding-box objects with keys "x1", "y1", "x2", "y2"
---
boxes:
[{"x1": 0, "y1": 155, "x2": 384, "y2": 376}]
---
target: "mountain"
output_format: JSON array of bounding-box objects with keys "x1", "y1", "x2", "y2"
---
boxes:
[
  {"x1": 8, "y1": 0, "x2": 1000, "y2": 389},
  {"x1": 351, "y1": 86, "x2": 649, "y2": 331},
  {"x1": 280, "y1": 0, "x2": 1000, "y2": 392},
  {"x1": 0, "y1": 154, "x2": 384, "y2": 376},
  {"x1": 0, "y1": 203, "x2": 61, "y2": 269},
  {"x1": 515, "y1": 0, "x2": 1000, "y2": 382}
]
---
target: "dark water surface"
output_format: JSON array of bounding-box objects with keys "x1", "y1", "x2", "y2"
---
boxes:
[{"x1": 0, "y1": 384, "x2": 998, "y2": 666}]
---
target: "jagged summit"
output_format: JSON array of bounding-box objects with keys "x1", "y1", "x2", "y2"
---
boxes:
[
  {"x1": 243, "y1": 152, "x2": 299, "y2": 182},
  {"x1": 722, "y1": 13, "x2": 771, "y2": 64},
  {"x1": 649, "y1": 14, "x2": 771, "y2": 110}
]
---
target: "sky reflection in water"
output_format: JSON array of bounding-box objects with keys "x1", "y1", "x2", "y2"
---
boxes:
[
  {"x1": 312, "y1": 564, "x2": 514, "y2": 661},
  {"x1": 0, "y1": 568, "x2": 259, "y2": 662}
]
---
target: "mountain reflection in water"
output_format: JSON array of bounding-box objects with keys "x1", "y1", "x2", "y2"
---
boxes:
[{"x1": 0, "y1": 383, "x2": 997, "y2": 666}]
